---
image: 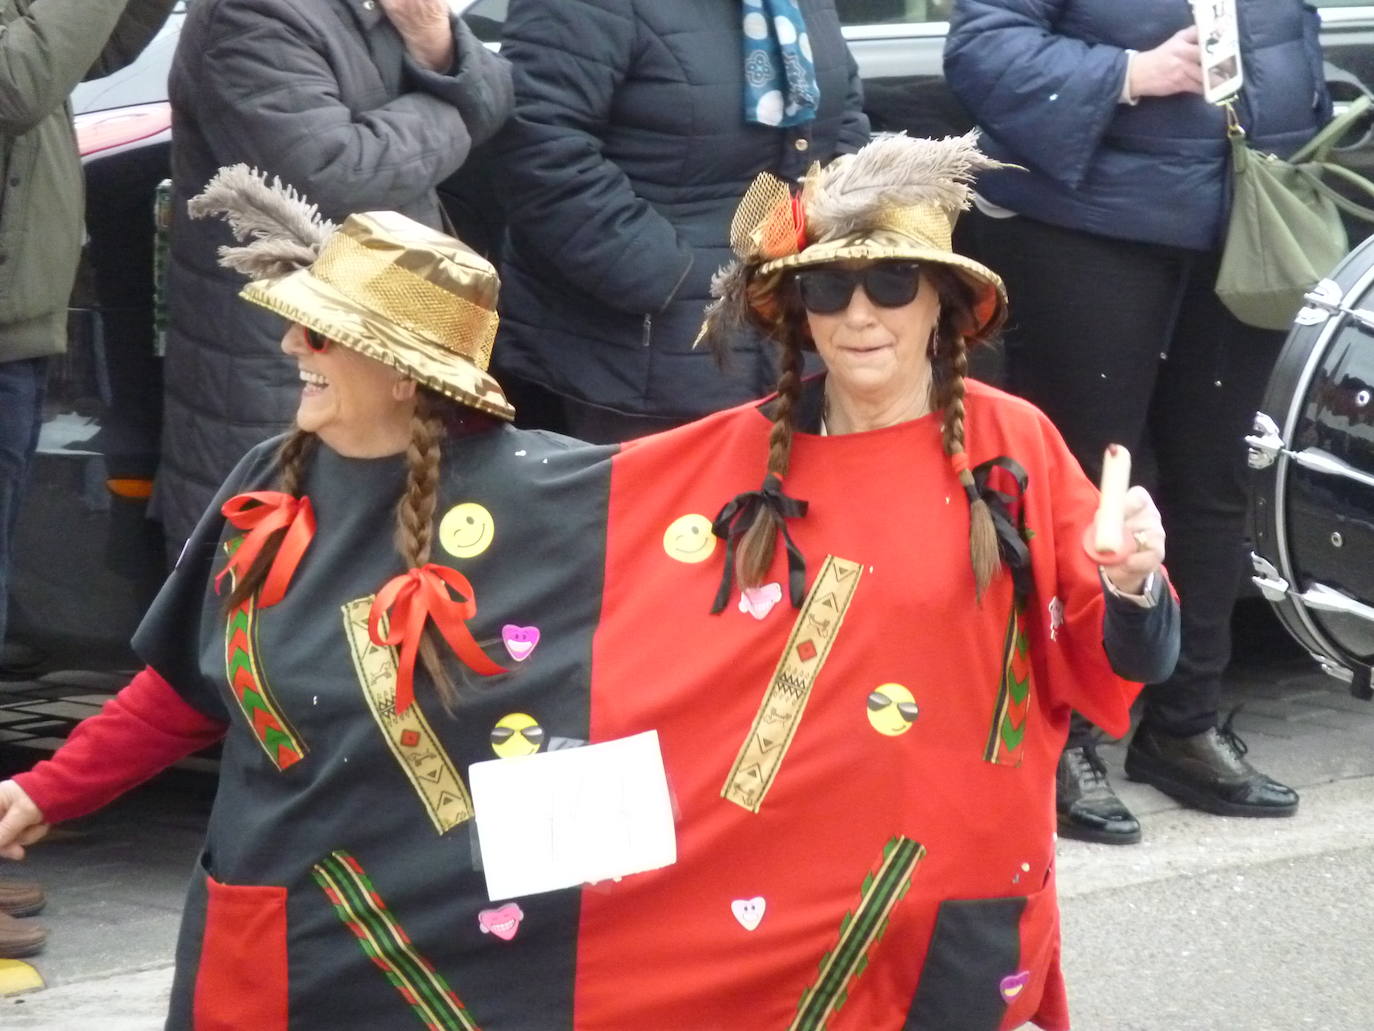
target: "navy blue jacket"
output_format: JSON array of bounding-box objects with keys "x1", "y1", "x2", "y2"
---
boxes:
[
  {"x1": 494, "y1": 0, "x2": 870, "y2": 419},
  {"x1": 944, "y1": 0, "x2": 1329, "y2": 251}
]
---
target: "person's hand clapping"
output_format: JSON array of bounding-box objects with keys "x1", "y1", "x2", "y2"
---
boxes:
[
  {"x1": 1128, "y1": 25, "x2": 1204, "y2": 99},
  {"x1": 0, "y1": 780, "x2": 48, "y2": 861},
  {"x1": 379, "y1": 0, "x2": 455, "y2": 72}
]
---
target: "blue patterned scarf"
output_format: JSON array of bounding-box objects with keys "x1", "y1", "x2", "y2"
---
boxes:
[{"x1": 742, "y1": 0, "x2": 820, "y2": 127}]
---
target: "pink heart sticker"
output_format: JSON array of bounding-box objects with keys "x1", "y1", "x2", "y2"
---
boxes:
[
  {"x1": 501, "y1": 624, "x2": 541, "y2": 662},
  {"x1": 999, "y1": 970, "x2": 1030, "y2": 1001},
  {"x1": 737, "y1": 583, "x2": 783, "y2": 620},
  {"x1": 478, "y1": 903, "x2": 525, "y2": 941},
  {"x1": 730, "y1": 896, "x2": 766, "y2": 931}
]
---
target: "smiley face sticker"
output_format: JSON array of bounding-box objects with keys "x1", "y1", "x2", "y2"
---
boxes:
[
  {"x1": 867, "y1": 683, "x2": 919, "y2": 736},
  {"x1": 440, "y1": 502, "x2": 495, "y2": 559},
  {"x1": 490, "y1": 713, "x2": 545, "y2": 758},
  {"x1": 663, "y1": 513, "x2": 716, "y2": 564}
]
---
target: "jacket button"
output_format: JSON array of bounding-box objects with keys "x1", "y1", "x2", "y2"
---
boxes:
[{"x1": 794, "y1": 138, "x2": 809, "y2": 152}]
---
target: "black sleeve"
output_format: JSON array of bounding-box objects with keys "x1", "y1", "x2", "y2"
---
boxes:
[{"x1": 1101, "y1": 574, "x2": 1180, "y2": 684}]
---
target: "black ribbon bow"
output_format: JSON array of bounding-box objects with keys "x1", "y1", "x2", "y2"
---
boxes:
[
  {"x1": 709, "y1": 473, "x2": 810, "y2": 614},
  {"x1": 972, "y1": 455, "x2": 1033, "y2": 604}
]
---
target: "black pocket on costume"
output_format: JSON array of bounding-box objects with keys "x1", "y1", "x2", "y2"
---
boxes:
[{"x1": 904, "y1": 895, "x2": 1027, "y2": 1030}]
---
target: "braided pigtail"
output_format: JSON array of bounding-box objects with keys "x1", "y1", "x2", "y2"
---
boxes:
[
  {"x1": 223, "y1": 430, "x2": 317, "y2": 609},
  {"x1": 393, "y1": 391, "x2": 460, "y2": 707},
  {"x1": 926, "y1": 266, "x2": 1000, "y2": 600},
  {"x1": 734, "y1": 271, "x2": 806, "y2": 590}
]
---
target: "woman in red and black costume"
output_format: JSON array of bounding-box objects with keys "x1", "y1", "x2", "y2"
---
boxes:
[
  {"x1": 0, "y1": 166, "x2": 613, "y2": 1028},
  {"x1": 574, "y1": 133, "x2": 1179, "y2": 1030}
]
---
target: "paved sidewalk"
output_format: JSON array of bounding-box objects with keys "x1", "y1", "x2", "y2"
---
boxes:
[{"x1": 2, "y1": 627, "x2": 1372, "y2": 1028}]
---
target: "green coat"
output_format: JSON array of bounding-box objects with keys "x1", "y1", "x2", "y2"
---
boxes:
[{"x1": 0, "y1": 0, "x2": 175, "y2": 361}]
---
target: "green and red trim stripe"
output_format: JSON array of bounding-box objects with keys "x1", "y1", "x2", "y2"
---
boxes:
[
  {"x1": 312, "y1": 851, "x2": 481, "y2": 1031},
  {"x1": 790, "y1": 836, "x2": 926, "y2": 1030},
  {"x1": 222, "y1": 538, "x2": 307, "y2": 770},
  {"x1": 984, "y1": 601, "x2": 1031, "y2": 766}
]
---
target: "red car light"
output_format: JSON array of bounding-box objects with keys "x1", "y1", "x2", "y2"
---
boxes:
[{"x1": 74, "y1": 102, "x2": 172, "y2": 158}]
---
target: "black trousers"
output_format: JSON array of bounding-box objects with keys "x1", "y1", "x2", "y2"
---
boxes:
[{"x1": 968, "y1": 212, "x2": 1284, "y2": 742}]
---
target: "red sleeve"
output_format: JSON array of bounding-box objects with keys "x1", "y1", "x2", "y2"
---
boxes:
[{"x1": 13, "y1": 667, "x2": 227, "y2": 824}]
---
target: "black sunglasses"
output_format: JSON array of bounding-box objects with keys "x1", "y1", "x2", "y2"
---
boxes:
[
  {"x1": 792, "y1": 262, "x2": 922, "y2": 314},
  {"x1": 303, "y1": 327, "x2": 331, "y2": 353}
]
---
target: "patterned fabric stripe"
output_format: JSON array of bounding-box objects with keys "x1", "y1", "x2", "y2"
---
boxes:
[
  {"x1": 222, "y1": 539, "x2": 306, "y2": 770},
  {"x1": 722, "y1": 555, "x2": 864, "y2": 813},
  {"x1": 311, "y1": 851, "x2": 480, "y2": 1031},
  {"x1": 983, "y1": 602, "x2": 1030, "y2": 767},
  {"x1": 790, "y1": 836, "x2": 926, "y2": 1031},
  {"x1": 340, "y1": 597, "x2": 474, "y2": 833}
]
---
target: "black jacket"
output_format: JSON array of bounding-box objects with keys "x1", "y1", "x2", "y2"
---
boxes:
[
  {"x1": 494, "y1": 0, "x2": 869, "y2": 419},
  {"x1": 156, "y1": 0, "x2": 512, "y2": 549}
]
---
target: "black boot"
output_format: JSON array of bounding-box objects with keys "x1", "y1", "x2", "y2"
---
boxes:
[
  {"x1": 1056, "y1": 743, "x2": 1141, "y2": 845},
  {"x1": 1124, "y1": 711, "x2": 1299, "y2": 817}
]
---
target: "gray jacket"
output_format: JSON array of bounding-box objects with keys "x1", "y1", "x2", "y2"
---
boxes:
[
  {"x1": 156, "y1": 0, "x2": 512, "y2": 548},
  {"x1": 0, "y1": 0, "x2": 174, "y2": 361}
]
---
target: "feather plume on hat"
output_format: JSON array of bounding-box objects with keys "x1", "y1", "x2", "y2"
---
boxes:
[
  {"x1": 697, "y1": 132, "x2": 1012, "y2": 350},
  {"x1": 805, "y1": 131, "x2": 1007, "y2": 241},
  {"x1": 187, "y1": 164, "x2": 336, "y2": 280}
]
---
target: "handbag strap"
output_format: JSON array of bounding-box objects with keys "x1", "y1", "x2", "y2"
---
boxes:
[
  {"x1": 1296, "y1": 162, "x2": 1374, "y2": 224},
  {"x1": 1291, "y1": 93, "x2": 1374, "y2": 164}
]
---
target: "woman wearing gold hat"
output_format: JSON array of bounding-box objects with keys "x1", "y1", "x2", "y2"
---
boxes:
[
  {"x1": 0, "y1": 166, "x2": 615, "y2": 1027},
  {"x1": 0, "y1": 139, "x2": 1177, "y2": 1029},
  {"x1": 573, "y1": 133, "x2": 1179, "y2": 1029}
]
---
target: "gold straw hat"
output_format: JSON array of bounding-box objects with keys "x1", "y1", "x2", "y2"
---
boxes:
[
  {"x1": 703, "y1": 132, "x2": 1009, "y2": 341},
  {"x1": 189, "y1": 165, "x2": 513, "y2": 420}
]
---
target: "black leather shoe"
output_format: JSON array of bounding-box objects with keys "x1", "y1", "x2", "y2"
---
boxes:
[
  {"x1": 1125, "y1": 712, "x2": 1299, "y2": 817},
  {"x1": 1056, "y1": 744, "x2": 1141, "y2": 844}
]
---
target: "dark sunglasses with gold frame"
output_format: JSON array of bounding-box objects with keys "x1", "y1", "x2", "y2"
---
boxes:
[{"x1": 792, "y1": 261, "x2": 923, "y2": 315}]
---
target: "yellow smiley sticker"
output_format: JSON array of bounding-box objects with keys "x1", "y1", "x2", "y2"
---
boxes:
[
  {"x1": 867, "y1": 683, "x2": 919, "y2": 737},
  {"x1": 662, "y1": 513, "x2": 716, "y2": 564},
  {"x1": 440, "y1": 502, "x2": 495, "y2": 559},
  {"x1": 490, "y1": 713, "x2": 545, "y2": 758}
]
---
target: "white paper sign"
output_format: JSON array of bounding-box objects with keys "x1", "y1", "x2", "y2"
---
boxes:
[{"x1": 469, "y1": 730, "x2": 677, "y2": 901}]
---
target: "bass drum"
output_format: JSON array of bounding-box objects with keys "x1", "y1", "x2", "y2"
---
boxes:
[{"x1": 1249, "y1": 234, "x2": 1374, "y2": 700}]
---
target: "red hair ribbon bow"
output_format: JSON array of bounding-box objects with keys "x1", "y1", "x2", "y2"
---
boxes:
[
  {"x1": 368, "y1": 564, "x2": 507, "y2": 714},
  {"x1": 215, "y1": 491, "x2": 317, "y2": 607}
]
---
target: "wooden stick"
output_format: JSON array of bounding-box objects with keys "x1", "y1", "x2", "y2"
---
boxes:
[{"x1": 1094, "y1": 444, "x2": 1131, "y2": 556}]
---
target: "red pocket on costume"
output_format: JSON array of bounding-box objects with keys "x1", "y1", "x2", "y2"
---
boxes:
[{"x1": 192, "y1": 874, "x2": 288, "y2": 1030}]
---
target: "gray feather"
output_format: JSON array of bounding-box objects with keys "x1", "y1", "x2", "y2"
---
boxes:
[
  {"x1": 807, "y1": 131, "x2": 1009, "y2": 240},
  {"x1": 216, "y1": 239, "x2": 322, "y2": 280},
  {"x1": 188, "y1": 164, "x2": 335, "y2": 278}
]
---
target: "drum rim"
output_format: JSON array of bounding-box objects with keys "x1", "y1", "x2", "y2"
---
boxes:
[{"x1": 1269, "y1": 258, "x2": 1374, "y2": 675}]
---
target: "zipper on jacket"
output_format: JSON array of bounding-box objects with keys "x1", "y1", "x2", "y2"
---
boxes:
[{"x1": 641, "y1": 314, "x2": 652, "y2": 348}]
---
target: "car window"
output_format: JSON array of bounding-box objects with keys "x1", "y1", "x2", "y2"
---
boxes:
[{"x1": 835, "y1": 0, "x2": 951, "y2": 25}]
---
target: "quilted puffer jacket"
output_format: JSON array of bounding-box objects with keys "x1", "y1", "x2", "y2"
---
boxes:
[
  {"x1": 494, "y1": 0, "x2": 870, "y2": 419},
  {"x1": 156, "y1": 0, "x2": 511, "y2": 549},
  {"x1": 944, "y1": 0, "x2": 1329, "y2": 251}
]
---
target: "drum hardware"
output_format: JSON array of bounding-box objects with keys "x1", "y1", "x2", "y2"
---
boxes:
[
  {"x1": 1245, "y1": 413, "x2": 1374, "y2": 489},
  {"x1": 1246, "y1": 412, "x2": 1283, "y2": 468},
  {"x1": 1250, "y1": 552, "x2": 1290, "y2": 603},
  {"x1": 1295, "y1": 282, "x2": 1338, "y2": 324},
  {"x1": 1249, "y1": 236, "x2": 1374, "y2": 699},
  {"x1": 1251, "y1": 552, "x2": 1374, "y2": 625},
  {"x1": 1293, "y1": 277, "x2": 1374, "y2": 330}
]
